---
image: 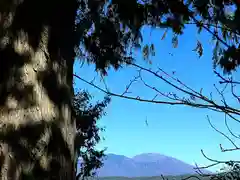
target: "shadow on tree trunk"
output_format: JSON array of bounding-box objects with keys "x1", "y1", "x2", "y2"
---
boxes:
[
  {"x1": 0, "y1": 0, "x2": 78, "y2": 179},
  {"x1": 0, "y1": 121, "x2": 74, "y2": 180}
]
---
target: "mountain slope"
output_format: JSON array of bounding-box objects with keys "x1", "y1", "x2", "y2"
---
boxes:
[{"x1": 85, "y1": 153, "x2": 210, "y2": 177}]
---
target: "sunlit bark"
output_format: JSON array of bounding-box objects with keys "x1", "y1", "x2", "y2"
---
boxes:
[{"x1": 0, "y1": 0, "x2": 78, "y2": 179}]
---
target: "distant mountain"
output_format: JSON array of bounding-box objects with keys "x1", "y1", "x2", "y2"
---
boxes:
[
  {"x1": 85, "y1": 175, "x2": 211, "y2": 180},
  {"x1": 77, "y1": 153, "x2": 211, "y2": 177},
  {"x1": 132, "y1": 153, "x2": 169, "y2": 162}
]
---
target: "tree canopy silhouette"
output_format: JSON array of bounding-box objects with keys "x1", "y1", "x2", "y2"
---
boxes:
[
  {"x1": 73, "y1": 90, "x2": 110, "y2": 179},
  {"x1": 1, "y1": 0, "x2": 240, "y2": 179}
]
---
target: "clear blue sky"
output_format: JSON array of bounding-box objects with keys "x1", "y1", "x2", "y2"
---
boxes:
[{"x1": 74, "y1": 25, "x2": 240, "y2": 172}]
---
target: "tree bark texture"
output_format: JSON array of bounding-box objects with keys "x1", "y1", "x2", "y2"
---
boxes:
[{"x1": 0, "y1": 0, "x2": 78, "y2": 179}]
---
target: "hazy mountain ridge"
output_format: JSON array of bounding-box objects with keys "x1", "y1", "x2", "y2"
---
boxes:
[
  {"x1": 78, "y1": 153, "x2": 211, "y2": 177},
  {"x1": 85, "y1": 175, "x2": 211, "y2": 180}
]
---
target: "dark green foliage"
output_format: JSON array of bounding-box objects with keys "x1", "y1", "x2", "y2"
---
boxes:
[
  {"x1": 74, "y1": 0, "x2": 240, "y2": 75},
  {"x1": 75, "y1": 0, "x2": 193, "y2": 75},
  {"x1": 73, "y1": 90, "x2": 110, "y2": 178}
]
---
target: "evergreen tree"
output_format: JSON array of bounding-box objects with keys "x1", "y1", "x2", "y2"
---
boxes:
[{"x1": 73, "y1": 90, "x2": 110, "y2": 179}]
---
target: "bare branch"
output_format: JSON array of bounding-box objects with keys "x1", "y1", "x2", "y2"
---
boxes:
[
  {"x1": 73, "y1": 74, "x2": 191, "y2": 105},
  {"x1": 207, "y1": 115, "x2": 240, "y2": 150},
  {"x1": 224, "y1": 114, "x2": 240, "y2": 140}
]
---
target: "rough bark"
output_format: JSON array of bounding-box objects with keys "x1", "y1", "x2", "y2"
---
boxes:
[{"x1": 0, "y1": 0, "x2": 78, "y2": 179}]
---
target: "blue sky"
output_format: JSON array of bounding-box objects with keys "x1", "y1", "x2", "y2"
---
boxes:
[{"x1": 74, "y1": 24, "x2": 240, "y2": 172}]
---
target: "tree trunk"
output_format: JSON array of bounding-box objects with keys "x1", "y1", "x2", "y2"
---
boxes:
[{"x1": 0, "y1": 0, "x2": 78, "y2": 179}]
